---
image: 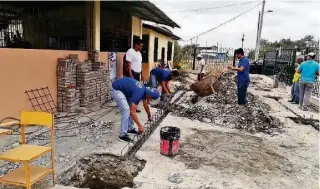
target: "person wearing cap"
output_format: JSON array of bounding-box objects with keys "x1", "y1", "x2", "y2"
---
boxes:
[
  {"x1": 297, "y1": 52, "x2": 320, "y2": 111},
  {"x1": 111, "y1": 77, "x2": 160, "y2": 142},
  {"x1": 197, "y1": 54, "x2": 206, "y2": 81},
  {"x1": 227, "y1": 48, "x2": 250, "y2": 105},
  {"x1": 288, "y1": 57, "x2": 304, "y2": 104},
  {"x1": 149, "y1": 67, "x2": 179, "y2": 100}
]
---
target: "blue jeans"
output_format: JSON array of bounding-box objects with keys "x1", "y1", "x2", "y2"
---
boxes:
[
  {"x1": 237, "y1": 81, "x2": 249, "y2": 105},
  {"x1": 150, "y1": 74, "x2": 158, "y2": 88},
  {"x1": 111, "y1": 88, "x2": 134, "y2": 137},
  {"x1": 292, "y1": 82, "x2": 300, "y2": 102},
  {"x1": 299, "y1": 81, "x2": 314, "y2": 107},
  {"x1": 150, "y1": 74, "x2": 166, "y2": 99}
]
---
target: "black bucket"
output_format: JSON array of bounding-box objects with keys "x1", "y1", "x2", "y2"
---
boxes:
[{"x1": 160, "y1": 126, "x2": 181, "y2": 156}]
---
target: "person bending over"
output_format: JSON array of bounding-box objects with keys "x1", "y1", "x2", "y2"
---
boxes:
[{"x1": 111, "y1": 77, "x2": 160, "y2": 142}]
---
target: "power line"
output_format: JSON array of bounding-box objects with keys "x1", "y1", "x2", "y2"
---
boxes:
[
  {"x1": 165, "y1": 1, "x2": 260, "y2": 13},
  {"x1": 185, "y1": 2, "x2": 262, "y2": 42}
]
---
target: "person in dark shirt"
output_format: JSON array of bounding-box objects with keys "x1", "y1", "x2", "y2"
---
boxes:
[
  {"x1": 227, "y1": 48, "x2": 250, "y2": 105},
  {"x1": 111, "y1": 77, "x2": 160, "y2": 142},
  {"x1": 149, "y1": 67, "x2": 179, "y2": 100}
]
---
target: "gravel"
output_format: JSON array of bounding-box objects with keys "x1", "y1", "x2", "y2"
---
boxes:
[{"x1": 173, "y1": 71, "x2": 283, "y2": 134}]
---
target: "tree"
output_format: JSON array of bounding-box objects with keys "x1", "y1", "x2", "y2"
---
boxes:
[{"x1": 258, "y1": 35, "x2": 318, "y2": 59}]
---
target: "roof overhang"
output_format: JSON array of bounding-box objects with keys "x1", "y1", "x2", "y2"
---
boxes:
[
  {"x1": 2, "y1": 1, "x2": 180, "y2": 28},
  {"x1": 143, "y1": 23, "x2": 181, "y2": 40},
  {"x1": 101, "y1": 1, "x2": 180, "y2": 28}
]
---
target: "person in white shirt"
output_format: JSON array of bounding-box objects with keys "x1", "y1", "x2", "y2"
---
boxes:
[
  {"x1": 123, "y1": 38, "x2": 143, "y2": 81},
  {"x1": 197, "y1": 54, "x2": 206, "y2": 81},
  {"x1": 123, "y1": 38, "x2": 143, "y2": 112}
]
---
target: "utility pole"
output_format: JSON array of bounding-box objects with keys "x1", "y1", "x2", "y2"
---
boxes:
[
  {"x1": 254, "y1": 0, "x2": 265, "y2": 61},
  {"x1": 192, "y1": 36, "x2": 198, "y2": 70},
  {"x1": 241, "y1": 33, "x2": 245, "y2": 48}
]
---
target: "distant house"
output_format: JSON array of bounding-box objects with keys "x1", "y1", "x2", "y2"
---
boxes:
[{"x1": 141, "y1": 23, "x2": 181, "y2": 79}]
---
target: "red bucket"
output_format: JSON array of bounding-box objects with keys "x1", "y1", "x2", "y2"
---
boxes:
[{"x1": 160, "y1": 126, "x2": 180, "y2": 156}]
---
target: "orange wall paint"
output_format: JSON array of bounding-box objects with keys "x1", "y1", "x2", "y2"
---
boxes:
[{"x1": 0, "y1": 48, "x2": 108, "y2": 120}]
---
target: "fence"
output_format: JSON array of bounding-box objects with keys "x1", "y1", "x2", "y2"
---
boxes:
[
  {"x1": 179, "y1": 47, "x2": 254, "y2": 74},
  {"x1": 261, "y1": 47, "x2": 320, "y2": 98}
]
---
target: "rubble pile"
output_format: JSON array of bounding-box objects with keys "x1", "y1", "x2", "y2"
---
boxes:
[
  {"x1": 175, "y1": 71, "x2": 282, "y2": 134},
  {"x1": 57, "y1": 51, "x2": 110, "y2": 112}
]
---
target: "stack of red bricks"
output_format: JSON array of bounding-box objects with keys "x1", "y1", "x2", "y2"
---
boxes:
[
  {"x1": 57, "y1": 55, "x2": 80, "y2": 112},
  {"x1": 57, "y1": 51, "x2": 110, "y2": 112}
]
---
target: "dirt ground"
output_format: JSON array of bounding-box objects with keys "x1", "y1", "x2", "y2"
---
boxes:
[
  {"x1": 59, "y1": 154, "x2": 146, "y2": 189},
  {"x1": 0, "y1": 73, "x2": 318, "y2": 189},
  {"x1": 132, "y1": 74, "x2": 319, "y2": 189}
]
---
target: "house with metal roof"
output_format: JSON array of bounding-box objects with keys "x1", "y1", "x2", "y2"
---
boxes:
[
  {"x1": 0, "y1": 0, "x2": 180, "y2": 119},
  {"x1": 141, "y1": 23, "x2": 181, "y2": 79}
]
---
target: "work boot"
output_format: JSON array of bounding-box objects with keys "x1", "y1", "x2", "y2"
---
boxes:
[
  {"x1": 288, "y1": 99, "x2": 294, "y2": 102},
  {"x1": 136, "y1": 109, "x2": 141, "y2": 113},
  {"x1": 118, "y1": 135, "x2": 134, "y2": 143},
  {"x1": 127, "y1": 129, "x2": 142, "y2": 135}
]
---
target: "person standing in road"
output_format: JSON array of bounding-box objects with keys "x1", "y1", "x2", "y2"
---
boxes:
[
  {"x1": 227, "y1": 48, "x2": 250, "y2": 105},
  {"x1": 111, "y1": 77, "x2": 160, "y2": 142},
  {"x1": 297, "y1": 52, "x2": 320, "y2": 111},
  {"x1": 288, "y1": 57, "x2": 304, "y2": 104},
  {"x1": 197, "y1": 54, "x2": 206, "y2": 81},
  {"x1": 123, "y1": 38, "x2": 143, "y2": 112}
]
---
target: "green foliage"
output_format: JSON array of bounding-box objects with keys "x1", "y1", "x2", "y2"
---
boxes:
[{"x1": 258, "y1": 35, "x2": 318, "y2": 58}]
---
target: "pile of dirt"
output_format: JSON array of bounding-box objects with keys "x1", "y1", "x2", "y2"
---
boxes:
[
  {"x1": 176, "y1": 129, "x2": 293, "y2": 175},
  {"x1": 58, "y1": 154, "x2": 146, "y2": 189},
  {"x1": 174, "y1": 71, "x2": 283, "y2": 134}
]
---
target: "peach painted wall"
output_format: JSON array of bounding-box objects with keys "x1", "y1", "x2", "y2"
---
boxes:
[{"x1": 0, "y1": 48, "x2": 108, "y2": 120}]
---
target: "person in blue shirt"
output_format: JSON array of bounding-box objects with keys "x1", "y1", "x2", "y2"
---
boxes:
[
  {"x1": 227, "y1": 48, "x2": 250, "y2": 105},
  {"x1": 111, "y1": 77, "x2": 160, "y2": 142},
  {"x1": 297, "y1": 52, "x2": 320, "y2": 111},
  {"x1": 149, "y1": 67, "x2": 179, "y2": 100}
]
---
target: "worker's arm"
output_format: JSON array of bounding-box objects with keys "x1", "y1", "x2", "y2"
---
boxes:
[
  {"x1": 143, "y1": 100, "x2": 152, "y2": 120},
  {"x1": 161, "y1": 81, "x2": 170, "y2": 95},
  {"x1": 165, "y1": 82, "x2": 172, "y2": 93},
  {"x1": 125, "y1": 50, "x2": 134, "y2": 78},
  {"x1": 228, "y1": 66, "x2": 245, "y2": 72},
  {"x1": 126, "y1": 61, "x2": 133, "y2": 78},
  {"x1": 130, "y1": 103, "x2": 143, "y2": 129}
]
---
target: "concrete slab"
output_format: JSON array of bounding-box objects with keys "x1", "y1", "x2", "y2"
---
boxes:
[
  {"x1": 133, "y1": 113, "x2": 319, "y2": 189},
  {"x1": 279, "y1": 99, "x2": 320, "y2": 120}
]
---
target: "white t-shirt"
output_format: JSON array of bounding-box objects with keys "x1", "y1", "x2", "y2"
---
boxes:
[
  {"x1": 197, "y1": 59, "x2": 206, "y2": 73},
  {"x1": 126, "y1": 48, "x2": 142, "y2": 73}
]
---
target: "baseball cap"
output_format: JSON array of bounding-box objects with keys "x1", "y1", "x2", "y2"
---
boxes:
[
  {"x1": 235, "y1": 48, "x2": 244, "y2": 54},
  {"x1": 145, "y1": 87, "x2": 160, "y2": 99},
  {"x1": 197, "y1": 54, "x2": 202, "y2": 58},
  {"x1": 307, "y1": 52, "x2": 315, "y2": 56}
]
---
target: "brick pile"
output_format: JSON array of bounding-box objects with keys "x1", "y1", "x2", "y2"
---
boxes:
[
  {"x1": 57, "y1": 51, "x2": 110, "y2": 112},
  {"x1": 57, "y1": 55, "x2": 79, "y2": 112}
]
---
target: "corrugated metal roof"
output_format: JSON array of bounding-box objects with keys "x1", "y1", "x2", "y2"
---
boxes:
[
  {"x1": 143, "y1": 23, "x2": 181, "y2": 40},
  {"x1": 3, "y1": 1, "x2": 180, "y2": 28},
  {"x1": 101, "y1": 1, "x2": 180, "y2": 28}
]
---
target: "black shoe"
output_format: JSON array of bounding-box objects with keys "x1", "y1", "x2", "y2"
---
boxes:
[
  {"x1": 288, "y1": 99, "x2": 294, "y2": 102},
  {"x1": 118, "y1": 135, "x2": 133, "y2": 143},
  {"x1": 127, "y1": 129, "x2": 139, "y2": 135},
  {"x1": 136, "y1": 109, "x2": 141, "y2": 113}
]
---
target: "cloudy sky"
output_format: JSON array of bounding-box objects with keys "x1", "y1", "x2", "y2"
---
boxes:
[{"x1": 150, "y1": 0, "x2": 320, "y2": 49}]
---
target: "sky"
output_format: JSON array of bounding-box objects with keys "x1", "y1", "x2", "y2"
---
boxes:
[{"x1": 150, "y1": 0, "x2": 320, "y2": 49}]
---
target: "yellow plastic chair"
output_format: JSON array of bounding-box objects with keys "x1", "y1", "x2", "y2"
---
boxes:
[{"x1": 0, "y1": 111, "x2": 55, "y2": 189}]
